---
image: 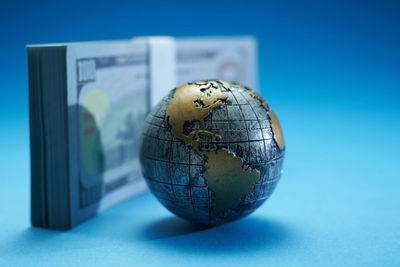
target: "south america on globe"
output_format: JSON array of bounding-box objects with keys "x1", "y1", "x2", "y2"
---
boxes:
[{"x1": 140, "y1": 80, "x2": 285, "y2": 225}]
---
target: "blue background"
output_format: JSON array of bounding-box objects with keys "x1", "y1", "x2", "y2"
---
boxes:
[{"x1": 1, "y1": 0, "x2": 399, "y2": 266}]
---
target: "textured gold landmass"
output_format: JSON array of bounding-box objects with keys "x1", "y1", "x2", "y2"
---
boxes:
[
  {"x1": 204, "y1": 150, "x2": 260, "y2": 217},
  {"x1": 268, "y1": 109, "x2": 285, "y2": 149},
  {"x1": 165, "y1": 81, "x2": 230, "y2": 150}
]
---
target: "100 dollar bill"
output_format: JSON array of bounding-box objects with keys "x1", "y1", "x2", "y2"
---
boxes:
[{"x1": 66, "y1": 42, "x2": 149, "y2": 224}]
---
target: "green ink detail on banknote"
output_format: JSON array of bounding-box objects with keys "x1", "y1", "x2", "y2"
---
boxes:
[{"x1": 80, "y1": 90, "x2": 109, "y2": 176}]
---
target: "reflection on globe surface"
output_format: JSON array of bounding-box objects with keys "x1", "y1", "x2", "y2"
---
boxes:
[{"x1": 140, "y1": 80, "x2": 285, "y2": 225}]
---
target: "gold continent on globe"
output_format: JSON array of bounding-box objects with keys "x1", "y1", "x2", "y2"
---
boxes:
[{"x1": 140, "y1": 80, "x2": 285, "y2": 225}]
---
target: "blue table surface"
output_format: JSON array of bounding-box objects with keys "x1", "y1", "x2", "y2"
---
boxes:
[{"x1": 1, "y1": 85, "x2": 399, "y2": 266}]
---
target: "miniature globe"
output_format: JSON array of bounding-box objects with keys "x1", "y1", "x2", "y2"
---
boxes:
[{"x1": 140, "y1": 80, "x2": 285, "y2": 225}]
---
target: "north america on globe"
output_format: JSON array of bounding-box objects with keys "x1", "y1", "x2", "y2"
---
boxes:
[{"x1": 140, "y1": 80, "x2": 285, "y2": 225}]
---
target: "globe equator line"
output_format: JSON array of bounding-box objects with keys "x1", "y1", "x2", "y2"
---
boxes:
[
  {"x1": 142, "y1": 154, "x2": 285, "y2": 166},
  {"x1": 144, "y1": 123, "x2": 273, "y2": 133},
  {"x1": 148, "y1": 112, "x2": 271, "y2": 123},
  {"x1": 142, "y1": 133, "x2": 273, "y2": 144}
]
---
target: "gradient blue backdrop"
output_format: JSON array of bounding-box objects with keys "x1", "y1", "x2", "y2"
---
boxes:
[{"x1": 1, "y1": 0, "x2": 399, "y2": 266}]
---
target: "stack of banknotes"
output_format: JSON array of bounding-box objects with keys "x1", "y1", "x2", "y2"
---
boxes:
[{"x1": 27, "y1": 36, "x2": 258, "y2": 229}]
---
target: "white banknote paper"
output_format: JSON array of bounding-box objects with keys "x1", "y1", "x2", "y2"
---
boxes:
[
  {"x1": 66, "y1": 42, "x2": 149, "y2": 225},
  {"x1": 139, "y1": 36, "x2": 258, "y2": 106}
]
